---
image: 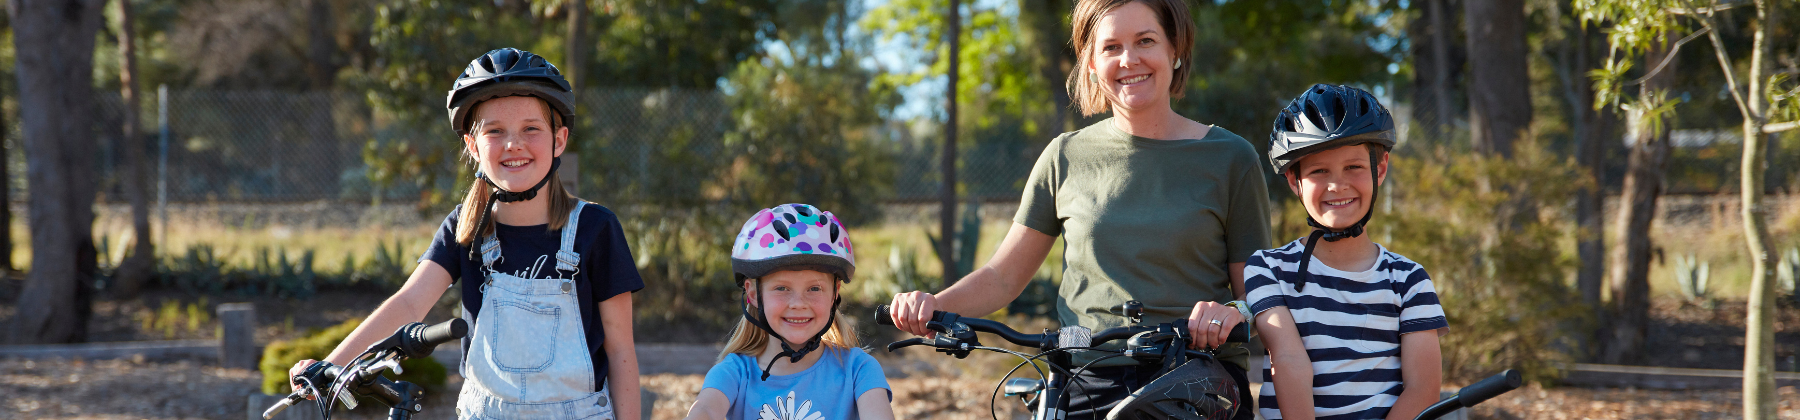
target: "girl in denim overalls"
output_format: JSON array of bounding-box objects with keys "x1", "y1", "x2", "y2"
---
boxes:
[{"x1": 288, "y1": 48, "x2": 643, "y2": 420}]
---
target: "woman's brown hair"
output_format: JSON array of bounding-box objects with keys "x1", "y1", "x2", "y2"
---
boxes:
[
  {"x1": 1067, "y1": 0, "x2": 1196, "y2": 117},
  {"x1": 454, "y1": 97, "x2": 575, "y2": 245}
]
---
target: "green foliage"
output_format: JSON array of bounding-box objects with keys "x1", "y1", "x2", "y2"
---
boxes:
[
  {"x1": 861, "y1": 0, "x2": 1059, "y2": 137},
  {"x1": 137, "y1": 297, "x2": 212, "y2": 340},
  {"x1": 582, "y1": 0, "x2": 780, "y2": 89},
  {"x1": 925, "y1": 199, "x2": 982, "y2": 277},
  {"x1": 1183, "y1": 1, "x2": 1396, "y2": 161},
  {"x1": 853, "y1": 245, "x2": 923, "y2": 304},
  {"x1": 625, "y1": 207, "x2": 742, "y2": 334},
  {"x1": 155, "y1": 240, "x2": 413, "y2": 297},
  {"x1": 718, "y1": 56, "x2": 896, "y2": 218},
  {"x1": 1770, "y1": 72, "x2": 1800, "y2": 124},
  {"x1": 361, "y1": 135, "x2": 454, "y2": 206},
  {"x1": 1673, "y1": 253, "x2": 1712, "y2": 305},
  {"x1": 1382, "y1": 137, "x2": 1590, "y2": 383},
  {"x1": 1780, "y1": 247, "x2": 1799, "y2": 304},
  {"x1": 260, "y1": 318, "x2": 447, "y2": 396},
  {"x1": 356, "y1": 238, "x2": 414, "y2": 289},
  {"x1": 1574, "y1": 0, "x2": 1687, "y2": 125}
]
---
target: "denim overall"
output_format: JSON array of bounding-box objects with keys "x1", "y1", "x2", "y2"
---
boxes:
[{"x1": 457, "y1": 202, "x2": 614, "y2": 420}]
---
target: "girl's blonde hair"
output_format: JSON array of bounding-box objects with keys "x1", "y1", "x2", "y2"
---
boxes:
[
  {"x1": 1067, "y1": 0, "x2": 1196, "y2": 117},
  {"x1": 454, "y1": 97, "x2": 575, "y2": 245},
  {"x1": 719, "y1": 279, "x2": 858, "y2": 361}
]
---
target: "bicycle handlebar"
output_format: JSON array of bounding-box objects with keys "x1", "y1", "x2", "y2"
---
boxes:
[
  {"x1": 1412, "y1": 369, "x2": 1522, "y2": 420},
  {"x1": 264, "y1": 318, "x2": 468, "y2": 419},
  {"x1": 874, "y1": 304, "x2": 1246, "y2": 350}
]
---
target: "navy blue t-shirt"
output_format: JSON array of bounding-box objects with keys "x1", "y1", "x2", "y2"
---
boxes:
[{"x1": 421, "y1": 201, "x2": 645, "y2": 391}]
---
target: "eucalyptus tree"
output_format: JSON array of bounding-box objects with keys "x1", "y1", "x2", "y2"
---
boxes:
[
  {"x1": 6, "y1": 0, "x2": 109, "y2": 344},
  {"x1": 1579, "y1": 1, "x2": 1797, "y2": 417}
]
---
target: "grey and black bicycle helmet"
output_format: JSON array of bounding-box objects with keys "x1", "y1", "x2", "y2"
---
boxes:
[
  {"x1": 1268, "y1": 84, "x2": 1395, "y2": 175},
  {"x1": 446, "y1": 48, "x2": 577, "y2": 261},
  {"x1": 1105, "y1": 358, "x2": 1242, "y2": 420},
  {"x1": 446, "y1": 47, "x2": 575, "y2": 135},
  {"x1": 1267, "y1": 84, "x2": 1396, "y2": 291}
]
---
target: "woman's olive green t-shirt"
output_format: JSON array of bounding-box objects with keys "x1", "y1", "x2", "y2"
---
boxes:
[{"x1": 1015, "y1": 118, "x2": 1272, "y2": 371}]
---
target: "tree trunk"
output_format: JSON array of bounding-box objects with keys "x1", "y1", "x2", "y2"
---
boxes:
[
  {"x1": 1020, "y1": 0, "x2": 1072, "y2": 134},
  {"x1": 1462, "y1": 0, "x2": 1530, "y2": 156},
  {"x1": 565, "y1": 0, "x2": 587, "y2": 153},
  {"x1": 302, "y1": 0, "x2": 343, "y2": 200},
  {"x1": 1410, "y1": 0, "x2": 1460, "y2": 137},
  {"x1": 940, "y1": 0, "x2": 961, "y2": 286},
  {"x1": 1601, "y1": 44, "x2": 1674, "y2": 365},
  {"x1": 1564, "y1": 21, "x2": 1608, "y2": 323},
  {"x1": 7, "y1": 0, "x2": 108, "y2": 345},
  {"x1": 112, "y1": 0, "x2": 155, "y2": 296},
  {"x1": 0, "y1": 80, "x2": 11, "y2": 275},
  {"x1": 1738, "y1": 1, "x2": 1778, "y2": 416},
  {"x1": 303, "y1": 0, "x2": 335, "y2": 90}
]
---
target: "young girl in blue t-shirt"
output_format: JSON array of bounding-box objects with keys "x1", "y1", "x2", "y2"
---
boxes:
[
  {"x1": 287, "y1": 48, "x2": 644, "y2": 420},
  {"x1": 684, "y1": 204, "x2": 893, "y2": 420}
]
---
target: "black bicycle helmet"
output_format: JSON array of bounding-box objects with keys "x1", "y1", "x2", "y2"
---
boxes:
[
  {"x1": 446, "y1": 48, "x2": 575, "y2": 135},
  {"x1": 447, "y1": 48, "x2": 575, "y2": 262},
  {"x1": 1267, "y1": 84, "x2": 1396, "y2": 291},
  {"x1": 1105, "y1": 358, "x2": 1242, "y2": 420},
  {"x1": 1268, "y1": 84, "x2": 1395, "y2": 175}
]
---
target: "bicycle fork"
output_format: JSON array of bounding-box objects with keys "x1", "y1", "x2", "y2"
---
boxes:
[{"x1": 1031, "y1": 370, "x2": 1068, "y2": 420}]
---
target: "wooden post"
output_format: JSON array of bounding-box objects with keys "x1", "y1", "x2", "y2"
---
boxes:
[{"x1": 217, "y1": 303, "x2": 257, "y2": 370}]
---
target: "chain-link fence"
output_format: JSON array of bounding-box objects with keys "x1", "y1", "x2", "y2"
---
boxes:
[
  {"x1": 9, "y1": 88, "x2": 1794, "y2": 209},
  {"x1": 2, "y1": 88, "x2": 1051, "y2": 207}
]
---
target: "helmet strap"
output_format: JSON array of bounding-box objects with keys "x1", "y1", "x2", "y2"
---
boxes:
[
  {"x1": 465, "y1": 156, "x2": 562, "y2": 262},
  {"x1": 479, "y1": 156, "x2": 562, "y2": 203},
  {"x1": 1293, "y1": 148, "x2": 1382, "y2": 292},
  {"x1": 742, "y1": 279, "x2": 841, "y2": 381}
]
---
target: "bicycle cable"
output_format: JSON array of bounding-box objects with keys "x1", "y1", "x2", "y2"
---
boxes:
[
  {"x1": 1065, "y1": 352, "x2": 1130, "y2": 420},
  {"x1": 978, "y1": 345, "x2": 1129, "y2": 420},
  {"x1": 978, "y1": 346, "x2": 1052, "y2": 420}
]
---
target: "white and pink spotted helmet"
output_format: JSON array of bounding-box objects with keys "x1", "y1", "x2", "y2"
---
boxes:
[{"x1": 730, "y1": 203, "x2": 856, "y2": 283}]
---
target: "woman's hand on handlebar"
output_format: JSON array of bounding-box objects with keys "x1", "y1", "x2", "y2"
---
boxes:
[
  {"x1": 889, "y1": 291, "x2": 940, "y2": 338},
  {"x1": 1187, "y1": 301, "x2": 1244, "y2": 349}
]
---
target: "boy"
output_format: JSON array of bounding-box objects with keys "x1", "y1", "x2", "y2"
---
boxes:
[{"x1": 1245, "y1": 84, "x2": 1449, "y2": 420}]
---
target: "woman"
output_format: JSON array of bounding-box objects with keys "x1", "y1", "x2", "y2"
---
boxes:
[{"x1": 887, "y1": 1, "x2": 1269, "y2": 418}]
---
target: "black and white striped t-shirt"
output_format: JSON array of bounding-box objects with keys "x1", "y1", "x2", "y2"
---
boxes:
[{"x1": 1244, "y1": 239, "x2": 1448, "y2": 420}]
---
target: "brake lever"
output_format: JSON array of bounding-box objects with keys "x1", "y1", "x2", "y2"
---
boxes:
[{"x1": 887, "y1": 338, "x2": 927, "y2": 352}]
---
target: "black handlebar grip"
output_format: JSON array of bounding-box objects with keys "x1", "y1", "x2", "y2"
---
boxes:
[
  {"x1": 875, "y1": 305, "x2": 894, "y2": 326},
  {"x1": 874, "y1": 305, "x2": 951, "y2": 326},
  {"x1": 1171, "y1": 319, "x2": 1251, "y2": 344},
  {"x1": 1455, "y1": 369, "x2": 1522, "y2": 408},
  {"x1": 398, "y1": 318, "x2": 469, "y2": 359},
  {"x1": 1228, "y1": 323, "x2": 1249, "y2": 343}
]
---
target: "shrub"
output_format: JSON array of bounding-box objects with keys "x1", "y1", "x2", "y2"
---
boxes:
[
  {"x1": 1380, "y1": 138, "x2": 1590, "y2": 384},
  {"x1": 259, "y1": 318, "x2": 448, "y2": 396}
]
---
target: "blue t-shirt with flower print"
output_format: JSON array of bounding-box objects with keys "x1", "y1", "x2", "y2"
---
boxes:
[{"x1": 701, "y1": 347, "x2": 890, "y2": 420}]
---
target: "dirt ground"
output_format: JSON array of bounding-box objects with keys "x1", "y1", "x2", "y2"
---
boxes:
[
  {"x1": 3, "y1": 358, "x2": 1796, "y2": 420},
  {"x1": 3, "y1": 284, "x2": 1799, "y2": 419}
]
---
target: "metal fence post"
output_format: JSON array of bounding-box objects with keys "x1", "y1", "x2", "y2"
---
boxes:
[{"x1": 157, "y1": 84, "x2": 168, "y2": 247}]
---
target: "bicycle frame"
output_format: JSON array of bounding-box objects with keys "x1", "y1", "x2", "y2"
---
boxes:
[
  {"x1": 877, "y1": 303, "x2": 1521, "y2": 420},
  {"x1": 878, "y1": 302, "x2": 1245, "y2": 420}
]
